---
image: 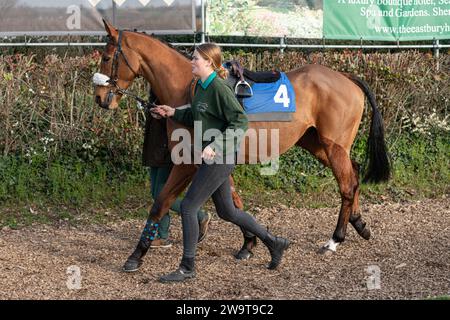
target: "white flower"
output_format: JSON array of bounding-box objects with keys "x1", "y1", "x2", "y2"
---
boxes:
[{"x1": 82, "y1": 143, "x2": 92, "y2": 150}]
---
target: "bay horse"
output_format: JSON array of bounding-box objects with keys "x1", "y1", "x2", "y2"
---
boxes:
[{"x1": 93, "y1": 20, "x2": 390, "y2": 266}]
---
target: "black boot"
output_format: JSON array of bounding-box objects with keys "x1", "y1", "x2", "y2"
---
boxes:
[
  {"x1": 122, "y1": 239, "x2": 150, "y2": 272},
  {"x1": 159, "y1": 257, "x2": 196, "y2": 283},
  {"x1": 262, "y1": 234, "x2": 290, "y2": 270}
]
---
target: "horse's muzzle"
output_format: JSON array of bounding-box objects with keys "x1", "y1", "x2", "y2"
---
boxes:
[{"x1": 96, "y1": 95, "x2": 110, "y2": 109}]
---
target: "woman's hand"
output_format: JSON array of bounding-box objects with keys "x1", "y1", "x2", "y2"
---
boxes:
[
  {"x1": 149, "y1": 110, "x2": 162, "y2": 119},
  {"x1": 202, "y1": 145, "x2": 216, "y2": 161},
  {"x1": 152, "y1": 105, "x2": 175, "y2": 118}
]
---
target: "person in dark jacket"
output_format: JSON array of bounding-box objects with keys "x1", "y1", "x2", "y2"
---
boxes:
[{"x1": 142, "y1": 107, "x2": 211, "y2": 248}]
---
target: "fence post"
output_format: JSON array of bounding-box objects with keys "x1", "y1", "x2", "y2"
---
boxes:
[
  {"x1": 112, "y1": 1, "x2": 116, "y2": 26},
  {"x1": 201, "y1": 0, "x2": 206, "y2": 44},
  {"x1": 433, "y1": 39, "x2": 440, "y2": 71},
  {"x1": 280, "y1": 36, "x2": 285, "y2": 55}
]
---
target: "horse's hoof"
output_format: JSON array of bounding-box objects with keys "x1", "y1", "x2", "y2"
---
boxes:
[
  {"x1": 318, "y1": 239, "x2": 338, "y2": 255},
  {"x1": 360, "y1": 227, "x2": 371, "y2": 240},
  {"x1": 234, "y1": 249, "x2": 253, "y2": 260},
  {"x1": 122, "y1": 258, "x2": 143, "y2": 272},
  {"x1": 318, "y1": 247, "x2": 335, "y2": 255}
]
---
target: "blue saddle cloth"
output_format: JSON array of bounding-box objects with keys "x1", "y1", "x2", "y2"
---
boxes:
[{"x1": 242, "y1": 73, "x2": 296, "y2": 114}]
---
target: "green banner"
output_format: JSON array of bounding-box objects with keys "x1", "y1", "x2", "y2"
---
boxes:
[{"x1": 324, "y1": 0, "x2": 450, "y2": 41}]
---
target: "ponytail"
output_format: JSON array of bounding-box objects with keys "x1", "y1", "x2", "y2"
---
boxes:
[{"x1": 216, "y1": 65, "x2": 228, "y2": 79}]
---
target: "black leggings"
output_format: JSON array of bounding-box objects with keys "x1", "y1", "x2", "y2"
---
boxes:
[{"x1": 180, "y1": 163, "x2": 268, "y2": 258}]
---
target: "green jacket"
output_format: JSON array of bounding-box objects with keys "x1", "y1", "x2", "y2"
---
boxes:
[{"x1": 173, "y1": 72, "x2": 248, "y2": 158}]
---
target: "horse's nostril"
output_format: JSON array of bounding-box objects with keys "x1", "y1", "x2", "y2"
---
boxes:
[{"x1": 95, "y1": 96, "x2": 101, "y2": 105}]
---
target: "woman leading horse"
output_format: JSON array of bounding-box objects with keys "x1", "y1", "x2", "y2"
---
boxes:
[
  {"x1": 152, "y1": 43, "x2": 290, "y2": 282},
  {"x1": 93, "y1": 20, "x2": 390, "y2": 276}
]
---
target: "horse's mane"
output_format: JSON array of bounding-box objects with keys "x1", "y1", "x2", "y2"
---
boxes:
[
  {"x1": 156, "y1": 37, "x2": 194, "y2": 61},
  {"x1": 125, "y1": 29, "x2": 193, "y2": 61}
]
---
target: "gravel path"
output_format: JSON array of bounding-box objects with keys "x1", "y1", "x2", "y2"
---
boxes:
[{"x1": 0, "y1": 197, "x2": 448, "y2": 300}]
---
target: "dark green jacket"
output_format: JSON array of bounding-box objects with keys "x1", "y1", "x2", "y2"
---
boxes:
[{"x1": 173, "y1": 74, "x2": 248, "y2": 157}]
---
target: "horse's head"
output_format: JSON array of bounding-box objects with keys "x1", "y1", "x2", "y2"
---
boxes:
[{"x1": 94, "y1": 19, "x2": 141, "y2": 109}]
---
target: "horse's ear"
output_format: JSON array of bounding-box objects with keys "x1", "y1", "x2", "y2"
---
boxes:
[{"x1": 102, "y1": 18, "x2": 118, "y2": 43}]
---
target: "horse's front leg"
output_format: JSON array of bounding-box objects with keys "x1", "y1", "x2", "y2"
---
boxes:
[{"x1": 123, "y1": 164, "x2": 197, "y2": 272}]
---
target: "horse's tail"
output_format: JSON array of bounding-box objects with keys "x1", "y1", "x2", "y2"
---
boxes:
[{"x1": 343, "y1": 73, "x2": 391, "y2": 183}]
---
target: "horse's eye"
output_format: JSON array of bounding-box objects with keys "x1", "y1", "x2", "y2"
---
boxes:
[{"x1": 103, "y1": 56, "x2": 111, "y2": 62}]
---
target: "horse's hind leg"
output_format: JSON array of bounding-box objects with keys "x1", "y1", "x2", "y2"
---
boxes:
[
  {"x1": 298, "y1": 129, "x2": 370, "y2": 251},
  {"x1": 318, "y1": 137, "x2": 359, "y2": 254},
  {"x1": 349, "y1": 160, "x2": 371, "y2": 240}
]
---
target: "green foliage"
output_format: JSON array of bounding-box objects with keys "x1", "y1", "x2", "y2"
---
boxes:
[
  {"x1": 232, "y1": 132, "x2": 449, "y2": 200},
  {"x1": 428, "y1": 295, "x2": 450, "y2": 300},
  {"x1": 0, "y1": 50, "x2": 448, "y2": 226},
  {"x1": 0, "y1": 53, "x2": 146, "y2": 163},
  {"x1": 233, "y1": 146, "x2": 333, "y2": 194},
  {"x1": 387, "y1": 132, "x2": 450, "y2": 196},
  {"x1": 0, "y1": 153, "x2": 147, "y2": 205},
  {"x1": 208, "y1": 0, "x2": 255, "y2": 35}
]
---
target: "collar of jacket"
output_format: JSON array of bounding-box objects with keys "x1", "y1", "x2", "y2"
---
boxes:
[{"x1": 198, "y1": 71, "x2": 217, "y2": 89}]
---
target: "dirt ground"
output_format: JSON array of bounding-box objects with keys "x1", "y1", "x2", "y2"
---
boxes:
[{"x1": 0, "y1": 197, "x2": 449, "y2": 300}]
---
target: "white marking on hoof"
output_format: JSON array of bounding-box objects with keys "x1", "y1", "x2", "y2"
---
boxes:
[{"x1": 321, "y1": 239, "x2": 339, "y2": 252}]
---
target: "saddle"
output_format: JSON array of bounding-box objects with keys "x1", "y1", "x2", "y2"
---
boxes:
[
  {"x1": 223, "y1": 60, "x2": 281, "y2": 100},
  {"x1": 189, "y1": 61, "x2": 293, "y2": 122}
]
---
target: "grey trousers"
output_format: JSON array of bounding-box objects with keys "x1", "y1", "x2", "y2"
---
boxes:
[{"x1": 180, "y1": 163, "x2": 268, "y2": 258}]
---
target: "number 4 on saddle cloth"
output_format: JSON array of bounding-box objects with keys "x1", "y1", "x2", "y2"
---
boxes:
[{"x1": 223, "y1": 61, "x2": 296, "y2": 122}]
